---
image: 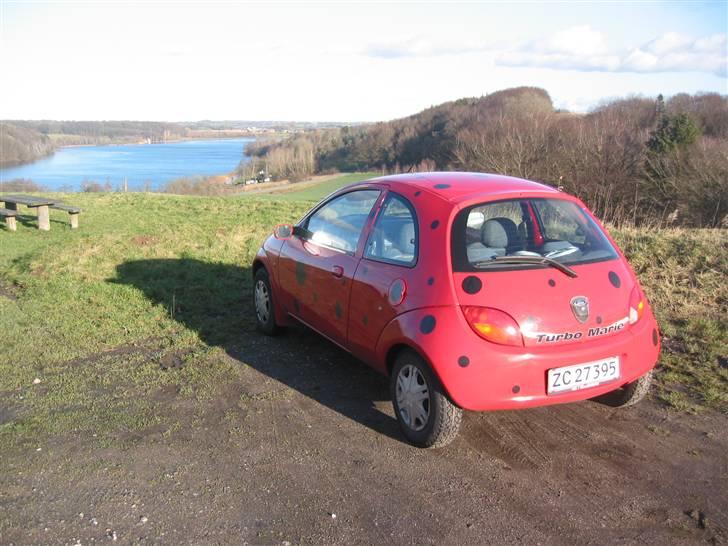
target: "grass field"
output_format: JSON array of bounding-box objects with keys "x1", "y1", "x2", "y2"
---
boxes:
[
  {"x1": 0, "y1": 175, "x2": 726, "y2": 452},
  {"x1": 256, "y1": 172, "x2": 379, "y2": 201}
]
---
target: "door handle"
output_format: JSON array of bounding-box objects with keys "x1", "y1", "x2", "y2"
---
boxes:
[{"x1": 331, "y1": 265, "x2": 344, "y2": 278}]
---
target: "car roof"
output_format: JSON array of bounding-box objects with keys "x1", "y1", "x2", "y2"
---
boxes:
[{"x1": 360, "y1": 172, "x2": 560, "y2": 204}]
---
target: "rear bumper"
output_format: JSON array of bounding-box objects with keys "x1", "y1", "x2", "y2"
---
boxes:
[{"x1": 377, "y1": 306, "x2": 660, "y2": 411}]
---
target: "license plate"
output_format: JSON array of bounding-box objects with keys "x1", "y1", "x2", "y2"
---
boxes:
[{"x1": 547, "y1": 357, "x2": 620, "y2": 394}]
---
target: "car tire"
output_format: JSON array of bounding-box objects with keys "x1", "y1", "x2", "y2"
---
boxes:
[
  {"x1": 390, "y1": 350, "x2": 462, "y2": 448},
  {"x1": 254, "y1": 268, "x2": 279, "y2": 336},
  {"x1": 595, "y1": 370, "x2": 653, "y2": 408}
]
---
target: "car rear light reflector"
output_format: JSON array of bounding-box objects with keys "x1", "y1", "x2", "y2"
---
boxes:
[{"x1": 462, "y1": 306, "x2": 524, "y2": 347}]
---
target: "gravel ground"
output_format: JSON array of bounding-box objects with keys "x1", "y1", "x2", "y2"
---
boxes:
[{"x1": 1, "y1": 328, "x2": 726, "y2": 545}]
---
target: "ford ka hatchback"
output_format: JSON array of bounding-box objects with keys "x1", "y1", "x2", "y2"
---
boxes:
[{"x1": 252, "y1": 173, "x2": 660, "y2": 447}]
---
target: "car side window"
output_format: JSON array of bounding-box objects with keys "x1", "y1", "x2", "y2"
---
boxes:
[
  {"x1": 365, "y1": 193, "x2": 418, "y2": 266},
  {"x1": 303, "y1": 190, "x2": 380, "y2": 253}
]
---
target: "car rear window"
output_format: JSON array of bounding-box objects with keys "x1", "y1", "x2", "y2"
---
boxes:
[{"x1": 451, "y1": 198, "x2": 618, "y2": 272}]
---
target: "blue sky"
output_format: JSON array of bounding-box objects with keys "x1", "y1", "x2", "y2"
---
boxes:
[{"x1": 1, "y1": 1, "x2": 726, "y2": 121}]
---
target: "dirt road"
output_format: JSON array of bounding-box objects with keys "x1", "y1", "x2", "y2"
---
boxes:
[{"x1": 2, "y1": 327, "x2": 726, "y2": 545}]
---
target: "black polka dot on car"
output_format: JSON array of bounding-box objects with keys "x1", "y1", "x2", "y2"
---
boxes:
[
  {"x1": 335, "y1": 301, "x2": 343, "y2": 319},
  {"x1": 462, "y1": 275, "x2": 482, "y2": 294},
  {"x1": 362, "y1": 315, "x2": 368, "y2": 326},
  {"x1": 548, "y1": 279, "x2": 556, "y2": 287},
  {"x1": 420, "y1": 315, "x2": 436, "y2": 334},
  {"x1": 458, "y1": 356, "x2": 470, "y2": 367},
  {"x1": 295, "y1": 262, "x2": 307, "y2": 285},
  {"x1": 414, "y1": 191, "x2": 421, "y2": 197},
  {"x1": 434, "y1": 183, "x2": 450, "y2": 189},
  {"x1": 512, "y1": 385, "x2": 521, "y2": 394},
  {"x1": 427, "y1": 276, "x2": 435, "y2": 286},
  {"x1": 652, "y1": 329, "x2": 658, "y2": 346},
  {"x1": 608, "y1": 271, "x2": 621, "y2": 288},
  {"x1": 430, "y1": 220, "x2": 440, "y2": 229}
]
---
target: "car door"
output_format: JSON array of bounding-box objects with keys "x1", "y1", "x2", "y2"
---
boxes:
[
  {"x1": 348, "y1": 192, "x2": 420, "y2": 363},
  {"x1": 277, "y1": 189, "x2": 382, "y2": 347}
]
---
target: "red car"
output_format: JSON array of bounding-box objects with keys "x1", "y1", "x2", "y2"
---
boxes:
[{"x1": 252, "y1": 173, "x2": 660, "y2": 447}]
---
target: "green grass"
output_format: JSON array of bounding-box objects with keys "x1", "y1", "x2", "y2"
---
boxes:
[
  {"x1": 0, "y1": 191, "x2": 311, "y2": 448},
  {"x1": 0, "y1": 179, "x2": 726, "y2": 450},
  {"x1": 259, "y1": 172, "x2": 379, "y2": 201},
  {"x1": 614, "y1": 228, "x2": 727, "y2": 413}
]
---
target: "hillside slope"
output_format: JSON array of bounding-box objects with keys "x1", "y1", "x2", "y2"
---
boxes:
[
  {"x1": 0, "y1": 122, "x2": 56, "y2": 167},
  {"x1": 0, "y1": 191, "x2": 725, "y2": 416},
  {"x1": 246, "y1": 87, "x2": 728, "y2": 227}
]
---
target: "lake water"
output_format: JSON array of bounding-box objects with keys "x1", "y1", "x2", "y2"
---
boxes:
[{"x1": 0, "y1": 137, "x2": 254, "y2": 191}]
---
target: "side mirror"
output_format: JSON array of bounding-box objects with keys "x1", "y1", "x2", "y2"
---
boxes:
[{"x1": 273, "y1": 224, "x2": 294, "y2": 239}]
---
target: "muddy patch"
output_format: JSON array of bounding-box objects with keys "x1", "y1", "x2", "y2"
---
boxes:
[
  {"x1": 63, "y1": 337, "x2": 162, "y2": 368},
  {"x1": 0, "y1": 406, "x2": 19, "y2": 426},
  {"x1": 131, "y1": 235, "x2": 158, "y2": 247},
  {"x1": 158, "y1": 348, "x2": 195, "y2": 370},
  {"x1": 0, "y1": 281, "x2": 19, "y2": 301}
]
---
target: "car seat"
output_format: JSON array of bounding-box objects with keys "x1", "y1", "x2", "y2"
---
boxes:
[{"x1": 467, "y1": 217, "x2": 523, "y2": 262}]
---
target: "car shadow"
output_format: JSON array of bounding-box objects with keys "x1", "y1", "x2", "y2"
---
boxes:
[{"x1": 112, "y1": 258, "x2": 403, "y2": 443}]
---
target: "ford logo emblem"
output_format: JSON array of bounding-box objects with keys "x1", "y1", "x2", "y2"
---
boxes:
[{"x1": 570, "y1": 296, "x2": 590, "y2": 323}]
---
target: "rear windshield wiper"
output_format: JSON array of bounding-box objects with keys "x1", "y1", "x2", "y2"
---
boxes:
[{"x1": 473, "y1": 255, "x2": 578, "y2": 278}]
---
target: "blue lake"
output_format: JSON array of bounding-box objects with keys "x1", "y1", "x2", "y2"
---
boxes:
[{"x1": 0, "y1": 138, "x2": 254, "y2": 191}]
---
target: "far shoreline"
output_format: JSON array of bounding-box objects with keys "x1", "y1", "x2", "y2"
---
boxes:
[
  {"x1": 59, "y1": 134, "x2": 259, "y2": 149},
  {"x1": 0, "y1": 135, "x2": 259, "y2": 171}
]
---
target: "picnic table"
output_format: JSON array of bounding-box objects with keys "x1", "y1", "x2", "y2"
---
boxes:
[{"x1": 0, "y1": 195, "x2": 81, "y2": 231}]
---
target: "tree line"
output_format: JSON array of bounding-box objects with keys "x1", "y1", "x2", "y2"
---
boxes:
[
  {"x1": 244, "y1": 87, "x2": 727, "y2": 227},
  {"x1": 0, "y1": 122, "x2": 56, "y2": 168}
]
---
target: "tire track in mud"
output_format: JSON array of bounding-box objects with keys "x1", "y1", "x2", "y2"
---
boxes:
[{"x1": 460, "y1": 402, "x2": 727, "y2": 543}]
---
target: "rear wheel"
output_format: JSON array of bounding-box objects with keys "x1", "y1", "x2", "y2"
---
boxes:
[
  {"x1": 390, "y1": 350, "x2": 462, "y2": 448},
  {"x1": 595, "y1": 370, "x2": 653, "y2": 407},
  {"x1": 254, "y1": 268, "x2": 279, "y2": 336}
]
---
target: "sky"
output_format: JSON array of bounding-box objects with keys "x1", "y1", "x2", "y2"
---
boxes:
[{"x1": 1, "y1": 1, "x2": 726, "y2": 122}]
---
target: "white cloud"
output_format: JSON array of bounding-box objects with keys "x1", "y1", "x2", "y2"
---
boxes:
[
  {"x1": 623, "y1": 33, "x2": 727, "y2": 77},
  {"x1": 495, "y1": 27, "x2": 727, "y2": 78},
  {"x1": 643, "y1": 32, "x2": 693, "y2": 55}
]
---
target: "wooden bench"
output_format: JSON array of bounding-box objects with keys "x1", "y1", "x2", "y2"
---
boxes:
[
  {"x1": 0, "y1": 194, "x2": 82, "y2": 230},
  {"x1": 0, "y1": 195, "x2": 55, "y2": 231},
  {"x1": 50, "y1": 203, "x2": 82, "y2": 229},
  {"x1": 0, "y1": 208, "x2": 17, "y2": 231}
]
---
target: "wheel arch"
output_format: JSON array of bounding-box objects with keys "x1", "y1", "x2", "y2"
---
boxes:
[
  {"x1": 385, "y1": 343, "x2": 418, "y2": 377},
  {"x1": 252, "y1": 258, "x2": 266, "y2": 278},
  {"x1": 384, "y1": 342, "x2": 446, "y2": 394}
]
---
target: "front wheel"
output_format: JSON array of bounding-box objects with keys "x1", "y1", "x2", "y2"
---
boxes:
[
  {"x1": 254, "y1": 268, "x2": 279, "y2": 336},
  {"x1": 390, "y1": 350, "x2": 462, "y2": 448}
]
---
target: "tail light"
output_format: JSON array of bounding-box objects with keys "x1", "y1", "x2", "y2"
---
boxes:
[
  {"x1": 462, "y1": 306, "x2": 524, "y2": 347},
  {"x1": 629, "y1": 285, "x2": 645, "y2": 325}
]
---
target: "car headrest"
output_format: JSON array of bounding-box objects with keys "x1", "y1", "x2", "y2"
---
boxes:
[
  {"x1": 399, "y1": 222, "x2": 415, "y2": 252},
  {"x1": 482, "y1": 218, "x2": 519, "y2": 249}
]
